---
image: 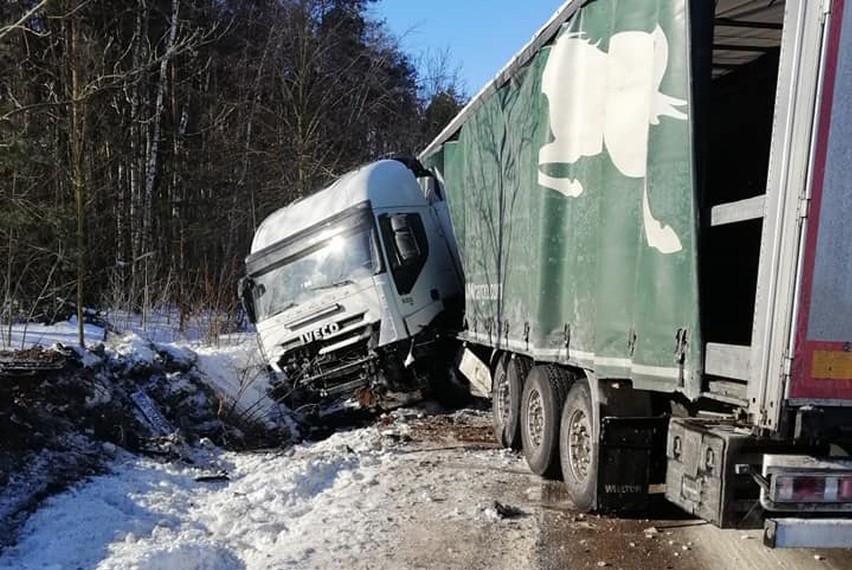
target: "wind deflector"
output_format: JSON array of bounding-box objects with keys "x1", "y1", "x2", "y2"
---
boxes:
[{"x1": 246, "y1": 201, "x2": 373, "y2": 277}]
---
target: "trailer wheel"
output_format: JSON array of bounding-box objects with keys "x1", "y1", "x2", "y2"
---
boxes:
[
  {"x1": 491, "y1": 355, "x2": 529, "y2": 449},
  {"x1": 560, "y1": 378, "x2": 597, "y2": 511},
  {"x1": 520, "y1": 365, "x2": 571, "y2": 476}
]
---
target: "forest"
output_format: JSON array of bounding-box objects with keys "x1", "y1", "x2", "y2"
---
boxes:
[{"x1": 0, "y1": 0, "x2": 464, "y2": 344}]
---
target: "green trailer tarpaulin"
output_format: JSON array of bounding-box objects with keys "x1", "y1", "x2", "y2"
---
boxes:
[{"x1": 423, "y1": 0, "x2": 703, "y2": 398}]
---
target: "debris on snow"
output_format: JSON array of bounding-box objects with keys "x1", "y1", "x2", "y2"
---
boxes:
[
  {"x1": 0, "y1": 347, "x2": 68, "y2": 376},
  {"x1": 194, "y1": 471, "x2": 230, "y2": 483},
  {"x1": 0, "y1": 334, "x2": 293, "y2": 549},
  {"x1": 130, "y1": 389, "x2": 174, "y2": 436},
  {"x1": 493, "y1": 501, "x2": 525, "y2": 519}
]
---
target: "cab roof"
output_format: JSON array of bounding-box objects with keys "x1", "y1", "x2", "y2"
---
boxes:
[{"x1": 251, "y1": 160, "x2": 426, "y2": 254}]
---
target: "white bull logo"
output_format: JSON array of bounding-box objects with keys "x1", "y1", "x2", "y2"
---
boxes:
[{"x1": 538, "y1": 25, "x2": 687, "y2": 254}]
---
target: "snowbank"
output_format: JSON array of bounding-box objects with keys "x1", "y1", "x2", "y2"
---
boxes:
[
  {"x1": 0, "y1": 318, "x2": 105, "y2": 350},
  {"x1": 0, "y1": 325, "x2": 294, "y2": 553},
  {"x1": 2, "y1": 313, "x2": 278, "y2": 426},
  {"x1": 192, "y1": 335, "x2": 279, "y2": 427},
  {"x1": 0, "y1": 412, "x2": 536, "y2": 570}
]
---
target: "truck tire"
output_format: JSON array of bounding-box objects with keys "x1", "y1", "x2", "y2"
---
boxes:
[
  {"x1": 559, "y1": 378, "x2": 597, "y2": 511},
  {"x1": 491, "y1": 355, "x2": 530, "y2": 449},
  {"x1": 520, "y1": 365, "x2": 571, "y2": 476}
]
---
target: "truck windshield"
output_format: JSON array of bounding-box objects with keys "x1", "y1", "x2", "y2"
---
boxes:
[{"x1": 251, "y1": 227, "x2": 377, "y2": 321}]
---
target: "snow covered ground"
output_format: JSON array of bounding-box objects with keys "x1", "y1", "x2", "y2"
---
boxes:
[
  {"x1": 1, "y1": 319, "x2": 538, "y2": 569},
  {"x1": 3, "y1": 318, "x2": 852, "y2": 569},
  {"x1": 0, "y1": 309, "x2": 244, "y2": 351},
  {"x1": 193, "y1": 335, "x2": 278, "y2": 427},
  {"x1": 0, "y1": 318, "x2": 107, "y2": 350},
  {"x1": 5, "y1": 405, "x2": 850, "y2": 570},
  {"x1": 0, "y1": 409, "x2": 540, "y2": 570}
]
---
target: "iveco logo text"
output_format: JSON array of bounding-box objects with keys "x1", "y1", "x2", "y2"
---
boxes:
[{"x1": 300, "y1": 322, "x2": 340, "y2": 345}]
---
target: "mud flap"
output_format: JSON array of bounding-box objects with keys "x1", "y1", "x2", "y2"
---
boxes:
[{"x1": 597, "y1": 416, "x2": 667, "y2": 513}]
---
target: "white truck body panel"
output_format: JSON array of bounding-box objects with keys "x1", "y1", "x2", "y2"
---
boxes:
[{"x1": 244, "y1": 160, "x2": 463, "y2": 411}]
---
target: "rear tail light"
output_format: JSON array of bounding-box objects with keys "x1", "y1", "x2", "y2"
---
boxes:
[
  {"x1": 762, "y1": 455, "x2": 852, "y2": 512},
  {"x1": 793, "y1": 476, "x2": 826, "y2": 501},
  {"x1": 839, "y1": 477, "x2": 852, "y2": 501},
  {"x1": 772, "y1": 474, "x2": 852, "y2": 504}
]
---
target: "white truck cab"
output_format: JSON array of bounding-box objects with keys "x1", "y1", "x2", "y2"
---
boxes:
[{"x1": 240, "y1": 159, "x2": 463, "y2": 415}]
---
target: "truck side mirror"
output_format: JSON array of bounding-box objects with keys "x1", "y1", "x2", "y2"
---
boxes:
[
  {"x1": 378, "y1": 212, "x2": 430, "y2": 295},
  {"x1": 238, "y1": 276, "x2": 257, "y2": 324},
  {"x1": 390, "y1": 215, "x2": 421, "y2": 264}
]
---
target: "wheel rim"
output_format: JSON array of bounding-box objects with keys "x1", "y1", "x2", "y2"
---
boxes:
[
  {"x1": 526, "y1": 388, "x2": 545, "y2": 447},
  {"x1": 566, "y1": 407, "x2": 592, "y2": 482},
  {"x1": 496, "y1": 369, "x2": 511, "y2": 425}
]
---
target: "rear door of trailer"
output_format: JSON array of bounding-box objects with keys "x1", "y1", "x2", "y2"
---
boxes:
[
  {"x1": 788, "y1": 0, "x2": 852, "y2": 407},
  {"x1": 746, "y1": 0, "x2": 852, "y2": 426}
]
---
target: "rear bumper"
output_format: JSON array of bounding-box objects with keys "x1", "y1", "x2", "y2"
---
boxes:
[{"x1": 765, "y1": 518, "x2": 852, "y2": 548}]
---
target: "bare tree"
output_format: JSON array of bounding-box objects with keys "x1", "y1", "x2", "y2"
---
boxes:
[
  {"x1": 0, "y1": 0, "x2": 49, "y2": 41},
  {"x1": 1, "y1": 0, "x2": 449, "y2": 336}
]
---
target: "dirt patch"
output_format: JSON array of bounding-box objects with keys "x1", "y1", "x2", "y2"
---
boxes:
[
  {"x1": 400, "y1": 406, "x2": 707, "y2": 569},
  {"x1": 533, "y1": 483, "x2": 701, "y2": 569},
  {"x1": 405, "y1": 406, "x2": 498, "y2": 446},
  {"x1": 0, "y1": 346, "x2": 67, "y2": 369}
]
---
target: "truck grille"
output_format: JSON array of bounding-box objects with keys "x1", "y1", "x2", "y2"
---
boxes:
[{"x1": 277, "y1": 314, "x2": 378, "y2": 395}]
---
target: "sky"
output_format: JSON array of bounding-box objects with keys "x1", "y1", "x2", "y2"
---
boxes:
[{"x1": 371, "y1": 1, "x2": 566, "y2": 96}]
